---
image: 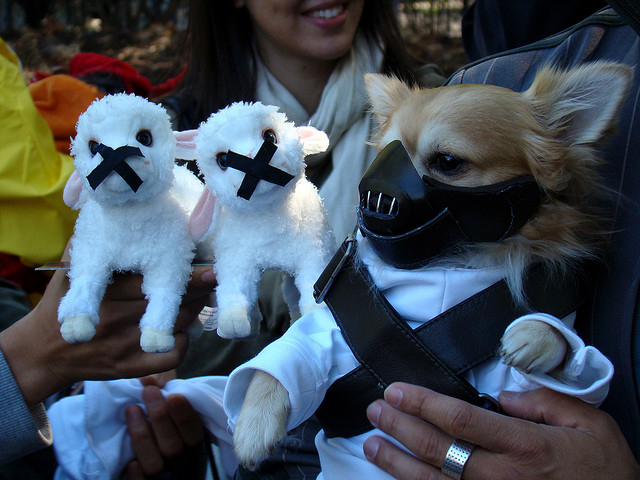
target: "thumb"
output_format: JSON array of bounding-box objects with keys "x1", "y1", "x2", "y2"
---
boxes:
[
  {"x1": 499, "y1": 388, "x2": 594, "y2": 428},
  {"x1": 190, "y1": 265, "x2": 217, "y2": 287}
]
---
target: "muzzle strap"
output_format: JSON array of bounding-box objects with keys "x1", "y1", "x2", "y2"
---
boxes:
[
  {"x1": 86, "y1": 144, "x2": 144, "y2": 192},
  {"x1": 225, "y1": 140, "x2": 293, "y2": 200}
]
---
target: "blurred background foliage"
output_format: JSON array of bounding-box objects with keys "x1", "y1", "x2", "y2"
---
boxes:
[{"x1": 2, "y1": 1, "x2": 470, "y2": 86}]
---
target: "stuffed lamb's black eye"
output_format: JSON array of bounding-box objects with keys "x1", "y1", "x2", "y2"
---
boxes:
[
  {"x1": 89, "y1": 140, "x2": 99, "y2": 156},
  {"x1": 136, "y1": 129, "x2": 153, "y2": 147},
  {"x1": 263, "y1": 129, "x2": 277, "y2": 144},
  {"x1": 216, "y1": 152, "x2": 228, "y2": 170}
]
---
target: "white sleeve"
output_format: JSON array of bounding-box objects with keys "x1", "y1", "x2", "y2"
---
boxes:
[
  {"x1": 49, "y1": 377, "x2": 233, "y2": 480},
  {"x1": 505, "y1": 312, "x2": 614, "y2": 406},
  {"x1": 224, "y1": 306, "x2": 359, "y2": 432}
]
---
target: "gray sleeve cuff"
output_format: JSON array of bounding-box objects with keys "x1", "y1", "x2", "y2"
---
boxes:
[{"x1": 0, "y1": 350, "x2": 52, "y2": 465}]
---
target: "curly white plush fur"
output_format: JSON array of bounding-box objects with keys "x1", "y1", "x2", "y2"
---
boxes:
[
  {"x1": 59, "y1": 93, "x2": 202, "y2": 353},
  {"x1": 178, "y1": 101, "x2": 335, "y2": 339}
]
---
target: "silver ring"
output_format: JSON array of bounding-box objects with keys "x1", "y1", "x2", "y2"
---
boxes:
[{"x1": 441, "y1": 439, "x2": 475, "y2": 479}]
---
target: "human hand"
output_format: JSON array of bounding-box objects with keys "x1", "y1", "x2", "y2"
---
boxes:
[
  {"x1": 0, "y1": 259, "x2": 216, "y2": 407},
  {"x1": 363, "y1": 383, "x2": 640, "y2": 480},
  {"x1": 123, "y1": 373, "x2": 207, "y2": 479}
]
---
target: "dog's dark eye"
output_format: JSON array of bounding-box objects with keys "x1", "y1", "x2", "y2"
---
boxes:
[
  {"x1": 136, "y1": 129, "x2": 153, "y2": 147},
  {"x1": 89, "y1": 140, "x2": 99, "y2": 156},
  {"x1": 263, "y1": 129, "x2": 277, "y2": 144},
  {"x1": 216, "y1": 152, "x2": 228, "y2": 170},
  {"x1": 431, "y1": 153, "x2": 464, "y2": 174}
]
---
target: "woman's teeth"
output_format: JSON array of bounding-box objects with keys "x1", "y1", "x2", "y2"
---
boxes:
[{"x1": 308, "y1": 6, "x2": 344, "y2": 19}]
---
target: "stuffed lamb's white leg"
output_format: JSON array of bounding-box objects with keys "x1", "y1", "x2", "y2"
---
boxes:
[
  {"x1": 58, "y1": 273, "x2": 109, "y2": 343},
  {"x1": 139, "y1": 259, "x2": 192, "y2": 353},
  {"x1": 215, "y1": 260, "x2": 261, "y2": 338},
  {"x1": 234, "y1": 370, "x2": 290, "y2": 469},
  {"x1": 294, "y1": 256, "x2": 327, "y2": 316},
  {"x1": 138, "y1": 287, "x2": 182, "y2": 353},
  {"x1": 281, "y1": 274, "x2": 301, "y2": 322},
  {"x1": 58, "y1": 231, "x2": 114, "y2": 343}
]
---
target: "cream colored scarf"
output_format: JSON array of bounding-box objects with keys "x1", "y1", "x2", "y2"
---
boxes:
[{"x1": 256, "y1": 35, "x2": 383, "y2": 242}]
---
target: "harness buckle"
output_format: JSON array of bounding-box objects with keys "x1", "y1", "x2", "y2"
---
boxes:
[{"x1": 478, "y1": 393, "x2": 502, "y2": 413}]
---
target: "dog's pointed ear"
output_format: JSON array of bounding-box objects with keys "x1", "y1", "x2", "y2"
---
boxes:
[
  {"x1": 525, "y1": 62, "x2": 632, "y2": 146},
  {"x1": 365, "y1": 73, "x2": 413, "y2": 124}
]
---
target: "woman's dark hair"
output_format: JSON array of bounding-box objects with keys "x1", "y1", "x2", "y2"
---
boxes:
[{"x1": 176, "y1": 0, "x2": 418, "y2": 128}]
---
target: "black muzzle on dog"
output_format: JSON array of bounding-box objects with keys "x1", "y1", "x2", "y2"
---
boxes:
[{"x1": 357, "y1": 140, "x2": 542, "y2": 269}]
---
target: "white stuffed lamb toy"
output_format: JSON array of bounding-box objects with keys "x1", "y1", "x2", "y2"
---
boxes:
[
  {"x1": 59, "y1": 93, "x2": 202, "y2": 353},
  {"x1": 179, "y1": 101, "x2": 335, "y2": 338}
]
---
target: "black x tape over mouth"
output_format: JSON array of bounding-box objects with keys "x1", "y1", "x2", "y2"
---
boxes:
[
  {"x1": 217, "y1": 139, "x2": 294, "y2": 200},
  {"x1": 86, "y1": 144, "x2": 144, "y2": 192}
]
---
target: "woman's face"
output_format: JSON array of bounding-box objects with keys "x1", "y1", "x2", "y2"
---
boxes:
[{"x1": 237, "y1": 0, "x2": 365, "y2": 66}]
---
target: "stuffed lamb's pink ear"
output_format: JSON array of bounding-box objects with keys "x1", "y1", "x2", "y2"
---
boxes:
[
  {"x1": 297, "y1": 126, "x2": 330, "y2": 156},
  {"x1": 63, "y1": 170, "x2": 88, "y2": 210},
  {"x1": 174, "y1": 130, "x2": 199, "y2": 160},
  {"x1": 190, "y1": 189, "x2": 217, "y2": 240}
]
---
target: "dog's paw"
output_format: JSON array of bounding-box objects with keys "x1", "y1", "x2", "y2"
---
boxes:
[
  {"x1": 140, "y1": 328, "x2": 175, "y2": 353},
  {"x1": 217, "y1": 307, "x2": 251, "y2": 338},
  {"x1": 500, "y1": 319, "x2": 568, "y2": 373},
  {"x1": 60, "y1": 315, "x2": 96, "y2": 343},
  {"x1": 234, "y1": 370, "x2": 290, "y2": 469}
]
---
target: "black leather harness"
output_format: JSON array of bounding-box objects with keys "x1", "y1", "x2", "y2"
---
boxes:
[{"x1": 313, "y1": 236, "x2": 583, "y2": 438}]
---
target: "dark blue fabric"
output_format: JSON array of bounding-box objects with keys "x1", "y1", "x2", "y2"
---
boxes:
[
  {"x1": 461, "y1": 0, "x2": 607, "y2": 61},
  {"x1": 446, "y1": 7, "x2": 640, "y2": 459}
]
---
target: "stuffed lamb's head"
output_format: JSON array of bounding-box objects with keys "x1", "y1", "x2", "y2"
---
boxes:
[
  {"x1": 70, "y1": 93, "x2": 176, "y2": 206},
  {"x1": 193, "y1": 101, "x2": 329, "y2": 210}
]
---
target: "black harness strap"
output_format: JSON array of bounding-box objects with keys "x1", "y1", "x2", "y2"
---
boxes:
[{"x1": 313, "y1": 237, "x2": 583, "y2": 438}]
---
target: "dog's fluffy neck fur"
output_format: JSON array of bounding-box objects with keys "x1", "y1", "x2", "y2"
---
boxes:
[{"x1": 364, "y1": 63, "x2": 632, "y2": 303}]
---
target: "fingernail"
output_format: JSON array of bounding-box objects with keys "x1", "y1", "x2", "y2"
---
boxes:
[
  {"x1": 499, "y1": 390, "x2": 522, "y2": 402},
  {"x1": 363, "y1": 437, "x2": 380, "y2": 461},
  {"x1": 367, "y1": 402, "x2": 382, "y2": 427},
  {"x1": 142, "y1": 386, "x2": 163, "y2": 408},
  {"x1": 385, "y1": 385, "x2": 403, "y2": 406},
  {"x1": 200, "y1": 269, "x2": 216, "y2": 283}
]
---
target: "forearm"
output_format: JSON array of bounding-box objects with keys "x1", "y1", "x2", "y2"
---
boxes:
[{"x1": 0, "y1": 283, "x2": 73, "y2": 407}]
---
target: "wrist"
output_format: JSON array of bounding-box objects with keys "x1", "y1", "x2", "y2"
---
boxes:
[{"x1": 0, "y1": 298, "x2": 73, "y2": 407}]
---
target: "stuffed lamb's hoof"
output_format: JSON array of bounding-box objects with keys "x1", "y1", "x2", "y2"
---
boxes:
[
  {"x1": 60, "y1": 316, "x2": 96, "y2": 343},
  {"x1": 140, "y1": 328, "x2": 175, "y2": 353},
  {"x1": 234, "y1": 371, "x2": 289, "y2": 469},
  {"x1": 500, "y1": 319, "x2": 568, "y2": 373},
  {"x1": 217, "y1": 307, "x2": 251, "y2": 338}
]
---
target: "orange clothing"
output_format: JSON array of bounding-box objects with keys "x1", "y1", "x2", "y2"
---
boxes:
[{"x1": 28, "y1": 74, "x2": 105, "y2": 155}]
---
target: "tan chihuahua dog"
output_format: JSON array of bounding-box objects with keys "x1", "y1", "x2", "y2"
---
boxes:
[{"x1": 230, "y1": 62, "x2": 631, "y2": 469}]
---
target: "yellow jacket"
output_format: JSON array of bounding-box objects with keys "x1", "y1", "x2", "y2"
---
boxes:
[{"x1": 0, "y1": 38, "x2": 76, "y2": 266}]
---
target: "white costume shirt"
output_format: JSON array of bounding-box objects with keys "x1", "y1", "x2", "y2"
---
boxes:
[
  {"x1": 48, "y1": 237, "x2": 613, "y2": 480},
  {"x1": 224, "y1": 236, "x2": 614, "y2": 480}
]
